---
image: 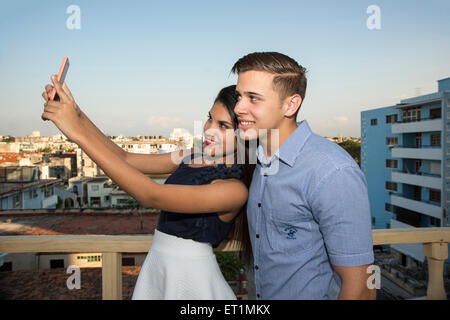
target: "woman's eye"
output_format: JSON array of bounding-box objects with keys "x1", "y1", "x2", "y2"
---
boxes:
[
  {"x1": 220, "y1": 124, "x2": 228, "y2": 129},
  {"x1": 250, "y1": 96, "x2": 258, "y2": 102}
]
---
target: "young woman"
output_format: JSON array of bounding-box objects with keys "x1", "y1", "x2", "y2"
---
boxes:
[{"x1": 41, "y1": 79, "x2": 254, "y2": 299}]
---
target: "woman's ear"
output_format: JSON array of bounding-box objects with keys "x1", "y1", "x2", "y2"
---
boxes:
[{"x1": 283, "y1": 94, "x2": 302, "y2": 118}]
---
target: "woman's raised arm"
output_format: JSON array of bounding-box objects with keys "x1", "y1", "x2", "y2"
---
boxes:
[
  {"x1": 43, "y1": 83, "x2": 183, "y2": 175},
  {"x1": 79, "y1": 109, "x2": 183, "y2": 174}
]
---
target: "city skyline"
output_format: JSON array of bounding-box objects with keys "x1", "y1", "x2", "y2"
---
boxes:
[{"x1": 1, "y1": 1, "x2": 450, "y2": 138}]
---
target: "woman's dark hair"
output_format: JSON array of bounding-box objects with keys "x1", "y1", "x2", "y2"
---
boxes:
[{"x1": 214, "y1": 85, "x2": 255, "y2": 266}]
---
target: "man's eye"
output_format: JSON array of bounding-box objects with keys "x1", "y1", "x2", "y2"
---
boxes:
[
  {"x1": 220, "y1": 124, "x2": 228, "y2": 129},
  {"x1": 250, "y1": 96, "x2": 258, "y2": 102},
  {"x1": 236, "y1": 95, "x2": 242, "y2": 101}
]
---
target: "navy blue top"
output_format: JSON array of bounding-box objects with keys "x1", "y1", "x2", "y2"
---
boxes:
[{"x1": 156, "y1": 154, "x2": 244, "y2": 248}]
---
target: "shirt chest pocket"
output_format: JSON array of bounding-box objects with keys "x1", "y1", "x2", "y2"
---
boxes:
[{"x1": 266, "y1": 209, "x2": 313, "y2": 253}]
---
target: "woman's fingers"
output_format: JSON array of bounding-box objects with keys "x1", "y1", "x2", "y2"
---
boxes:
[
  {"x1": 42, "y1": 84, "x2": 55, "y2": 101},
  {"x1": 62, "y1": 82, "x2": 75, "y2": 101},
  {"x1": 51, "y1": 75, "x2": 69, "y2": 102},
  {"x1": 41, "y1": 111, "x2": 54, "y2": 121},
  {"x1": 44, "y1": 102, "x2": 59, "y2": 113}
]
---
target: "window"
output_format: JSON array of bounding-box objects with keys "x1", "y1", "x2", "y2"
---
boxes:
[
  {"x1": 50, "y1": 259, "x2": 64, "y2": 269},
  {"x1": 41, "y1": 186, "x2": 52, "y2": 198},
  {"x1": 430, "y1": 161, "x2": 441, "y2": 175},
  {"x1": 415, "y1": 133, "x2": 422, "y2": 148},
  {"x1": 386, "y1": 114, "x2": 398, "y2": 124},
  {"x1": 0, "y1": 262, "x2": 12, "y2": 272},
  {"x1": 386, "y1": 159, "x2": 398, "y2": 168},
  {"x1": 431, "y1": 133, "x2": 441, "y2": 146},
  {"x1": 90, "y1": 197, "x2": 101, "y2": 207},
  {"x1": 430, "y1": 189, "x2": 441, "y2": 203},
  {"x1": 385, "y1": 203, "x2": 392, "y2": 212},
  {"x1": 87, "y1": 255, "x2": 101, "y2": 262},
  {"x1": 430, "y1": 108, "x2": 441, "y2": 119},
  {"x1": 13, "y1": 194, "x2": 21, "y2": 208},
  {"x1": 430, "y1": 216, "x2": 441, "y2": 227},
  {"x1": 402, "y1": 107, "x2": 421, "y2": 122},
  {"x1": 415, "y1": 160, "x2": 422, "y2": 174},
  {"x1": 370, "y1": 119, "x2": 378, "y2": 126},
  {"x1": 386, "y1": 182, "x2": 398, "y2": 191},
  {"x1": 91, "y1": 185, "x2": 99, "y2": 191},
  {"x1": 386, "y1": 137, "x2": 399, "y2": 145},
  {"x1": 414, "y1": 186, "x2": 421, "y2": 201},
  {"x1": 122, "y1": 257, "x2": 135, "y2": 266}
]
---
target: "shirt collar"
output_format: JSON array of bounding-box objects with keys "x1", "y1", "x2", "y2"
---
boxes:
[{"x1": 256, "y1": 120, "x2": 312, "y2": 167}]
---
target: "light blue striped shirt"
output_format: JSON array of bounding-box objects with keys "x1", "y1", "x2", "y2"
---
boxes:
[{"x1": 247, "y1": 120, "x2": 374, "y2": 299}]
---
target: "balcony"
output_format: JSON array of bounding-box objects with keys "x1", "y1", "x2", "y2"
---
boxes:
[
  {"x1": 392, "y1": 118, "x2": 442, "y2": 134},
  {"x1": 391, "y1": 171, "x2": 442, "y2": 190},
  {"x1": 0, "y1": 228, "x2": 449, "y2": 300},
  {"x1": 391, "y1": 146, "x2": 441, "y2": 161},
  {"x1": 390, "y1": 194, "x2": 441, "y2": 219}
]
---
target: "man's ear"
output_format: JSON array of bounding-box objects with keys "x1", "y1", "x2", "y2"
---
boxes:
[{"x1": 283, "y1": 94, "x2": 302, "y2": 118}]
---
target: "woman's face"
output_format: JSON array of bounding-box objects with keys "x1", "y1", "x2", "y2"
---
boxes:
[{"x1": 203, "y1": 102, "x2": 237, "y2": 162}]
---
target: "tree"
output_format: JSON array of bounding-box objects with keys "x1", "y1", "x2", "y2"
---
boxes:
[
  {"x1": 1, "y1": 136, "x2": 15, "y2": 142},
  {"x1": 338, "y1": 140, "x2": 361, "y2": 166},
  {"x1": 38, "y1": 147, "x2": 52, "y2": 153},
  {"x1": 216, "y1": 252, "x2": 246, "y2": 281}
]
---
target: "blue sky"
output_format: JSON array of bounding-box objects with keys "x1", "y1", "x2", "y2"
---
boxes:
[{"x1": 1, "y1": 0, "x2": 449, "y2": 138}]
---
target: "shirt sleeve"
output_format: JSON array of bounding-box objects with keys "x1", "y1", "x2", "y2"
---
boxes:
[{"x1": 309, "y1": 165, "x2": 374, "y2": 267}]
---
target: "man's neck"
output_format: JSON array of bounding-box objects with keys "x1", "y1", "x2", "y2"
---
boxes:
[{"x1": 261, "y1": 120, "x2": 298, "y2": 161}]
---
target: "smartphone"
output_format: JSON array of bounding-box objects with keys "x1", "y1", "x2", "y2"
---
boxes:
[{"x1": 49, "y1": 57, "x2": 70, "y2": 101}]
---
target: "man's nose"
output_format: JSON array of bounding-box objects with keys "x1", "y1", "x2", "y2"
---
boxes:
[{"x1": 234, "y1": 99, "x2": 247, "y2": 115}]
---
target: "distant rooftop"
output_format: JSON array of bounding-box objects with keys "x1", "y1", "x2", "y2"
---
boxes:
[{"x1": 0, "y1": 210, "x2": 160, "y2": 236}]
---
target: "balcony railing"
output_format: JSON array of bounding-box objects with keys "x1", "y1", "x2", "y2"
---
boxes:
[
  {"x1": 392, "y1": 170, "x2": 441, "y2": 179},
  {"x1": 1, "y1": 228, "x2": 449, "y2": 300},
  {"x1": 394, "y1": 116, "x2": 441, "y2": 124}
]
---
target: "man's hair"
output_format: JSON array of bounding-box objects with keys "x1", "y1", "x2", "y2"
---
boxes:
[{"x1": 231, "y1": 52, "x2": 307, "y2": 119}]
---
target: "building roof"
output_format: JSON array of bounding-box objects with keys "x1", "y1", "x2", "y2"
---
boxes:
[
  {"x1": 0, "y1": 152, "x2": 27, "y2": 165},
  {"x1": 0, "y1": 210, "x2": 161, "y2": 299},
  {"x1": 0, "y1": 179, "x2": 62, "y2": 197},
  {"x1": 0, "y1": 210, "x2": 160, "y2": 236},
  {"x1": 0, "y1": 266, "x2": 141, "y2": 300}
]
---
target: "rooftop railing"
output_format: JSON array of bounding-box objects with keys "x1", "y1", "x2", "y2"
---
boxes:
[{"x1": 0, "y1": 227, "x2": 449, "y2": 300}]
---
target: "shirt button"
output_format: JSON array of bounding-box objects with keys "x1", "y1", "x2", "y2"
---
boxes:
[
  {"x1": 256, "y1": 234, "x2": 260, "y2": 238},
  {"x1": 255, "y1": 265, "x2": 259, "y2": 270},
  {"x1": 258, "y1": 203, "x2": 261, "y2": 207},
  {"x1": 257, "y1": 294, "x2": 260, "y2": 298}
]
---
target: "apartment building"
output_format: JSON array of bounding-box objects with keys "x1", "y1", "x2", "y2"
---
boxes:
[{"x1": 361, "y1": 77, "x2": 450, "y2": 270}]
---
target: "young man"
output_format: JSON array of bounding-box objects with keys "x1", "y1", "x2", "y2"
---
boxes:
[{"x1": 232, "y1": 52, "x2": 376, "y2": 300}]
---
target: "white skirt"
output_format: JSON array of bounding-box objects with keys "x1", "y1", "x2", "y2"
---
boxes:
[{"x1": 131, "y1": 229, "x2": 237, "y2": 300}]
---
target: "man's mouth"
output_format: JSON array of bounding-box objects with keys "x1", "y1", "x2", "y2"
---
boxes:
[{"x1": 238, "y1": 120, "x2": 256, "y2": 130}]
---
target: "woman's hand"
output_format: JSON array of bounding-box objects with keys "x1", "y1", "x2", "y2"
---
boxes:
[{"x1": 41, "y1": 75, "x2": 84, "y2": 143}]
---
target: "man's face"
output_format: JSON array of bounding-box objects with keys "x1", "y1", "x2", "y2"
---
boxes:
[{"x1": 234, "y1": 70, "x2": 285, "y2": 141}]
